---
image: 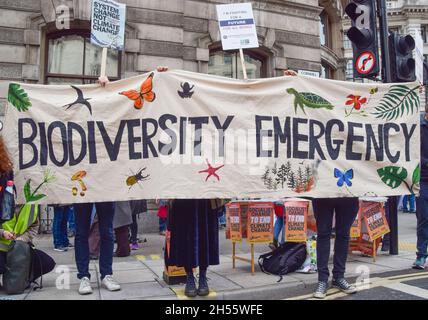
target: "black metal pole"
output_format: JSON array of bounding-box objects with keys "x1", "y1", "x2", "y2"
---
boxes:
[
  {"x1": 377, "y1": 0, "x2": 392, "y2": 83},
  {"x1": 377, "y1": 0, "x2": 398, "y2": 254}
]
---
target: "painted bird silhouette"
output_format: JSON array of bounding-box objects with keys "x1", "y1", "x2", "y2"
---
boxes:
[{"x1": 62, "y1": 85, "x2": 92, "y2": 115}]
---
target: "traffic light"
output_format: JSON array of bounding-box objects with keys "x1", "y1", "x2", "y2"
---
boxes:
[
  {"x1": 345, "y1": 0, "x2": 379, "y2": 78},
  {"x1": 389, "y1": 32, "x2": 416, "y2": 82}
]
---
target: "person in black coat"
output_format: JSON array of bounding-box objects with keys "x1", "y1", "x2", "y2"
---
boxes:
[{"x1": 167, "y1": 199, "x2": 220, "y2": 297}]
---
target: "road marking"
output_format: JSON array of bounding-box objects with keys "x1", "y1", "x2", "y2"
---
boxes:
[
  {"x1": 172, "y1": 288, "x2": 217, "y2": 300},
  {"x1": 135, "y1": 255, "x2": 146, "y2": 261},
  {"x1": 150, "y1": 254, "x2": 161, "y2": 260},
  {"x1": 287, "y1": 272, "x2": 428, "y2": 300},
  {"x1": 383, "y1": 283, "x2": 428, "y2": 299}
]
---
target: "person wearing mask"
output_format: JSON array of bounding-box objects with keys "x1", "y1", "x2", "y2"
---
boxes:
[{"x1": 414, "y1": 104, "x2": 428, "y2": 269}]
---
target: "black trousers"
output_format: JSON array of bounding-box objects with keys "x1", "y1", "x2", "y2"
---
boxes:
[
  {"x1": 0, "y1": 249, "x2": 55, "y2": 282},
  {"x1": 312, "y1": 198, "x2": 359, "y2": 282}
]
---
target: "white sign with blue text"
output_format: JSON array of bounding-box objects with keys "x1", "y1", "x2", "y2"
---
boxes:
[
  {"x1": 216, "y1": 3, "x2": 259, "y2": 51},
  {"x1": 91, "y1": 0, "x2": 126, "y2": 51}
]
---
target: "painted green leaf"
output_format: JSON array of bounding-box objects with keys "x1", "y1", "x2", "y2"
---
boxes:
[
  {"x1": 412, "y1": 164, "x2": 421, "y2": 186},
  {"x1": 8, "y1": 83, "x2": 31, "y2": 112},
  {"x1": 372, "y1": 85, "x2": 420, "y2": 120},
  {"x1": 29, "y1": 194, "x2": 46, "y2": 202},
  {"x1": 377, "y1": 166, "x2": 408, "y2": 189},
  {"x1": 24, "y1": 179, "x2": 31, "y2": 202}
]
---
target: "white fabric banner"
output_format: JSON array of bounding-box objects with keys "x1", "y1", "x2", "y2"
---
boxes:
[{"x1": 3, "y1": 70, "x2": 421, "y2": 204}]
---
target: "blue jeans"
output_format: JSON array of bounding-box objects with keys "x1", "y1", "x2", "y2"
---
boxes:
[
  {"x1": 416, "y1": 195, "x2": 428, "y2": 259},
  {"x1": 74, "y1": 202, "x2": 115, "y2": 280},
  {"x1": 67, "y1": 207, "x2": 76, "y2": 233},
  {"x1": 52, "y1": 206, "x2": 70, "y2": 248},
  {"x1": 218, "y1": 212, "x2": 226, "y2": 226},
  {"x1": 403, "y1": 195, "x2": 416, "y2": 212},
  {"x1": 159, "y1": 217, "x2": 167, "y2": 232},
  {"x1": 273, "y1": 216, "x2": 284, "y2": 243}
]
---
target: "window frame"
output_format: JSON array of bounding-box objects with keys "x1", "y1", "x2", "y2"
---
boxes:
[
  {"x1": 208, "y1": 46, "x2": 268, "y2": 79},
  {"x1": 44, "y1": 29, "x2": 121, "y2": 84}
]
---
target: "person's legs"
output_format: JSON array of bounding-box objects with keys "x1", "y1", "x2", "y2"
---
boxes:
[
  {"x1": 130, "y1": 214, "x2": 138, "y2": 245},
  {"x1": 74, "y1": 203, "x2": 93, "y2": 279},
  {"x1": 409, "y1": 194, "x2": 416, "y2": 213},
  {"x1": 96, "y1": 202, "x2": 115, "y2": 279},
  {"x1": 184, "y1": 266, "x2": 197, "y2": 297},
  {"x1": 61, "y1": 206, "x2": 70, "y2": 247},
  {"x1": 416, "y1": 196, "x2": 428, "y2": 262},
  {"x1": 403, "y1": 195, "x2": 409, "y2": 212},
  {"x1": 52, "y1": 206, "x2": 65, "y2": 249},
  {"x1": 68, "y1": 206, "x2": 76, "y2": 235},
  {"x1": 159, "y1": 217, "x2": 167, "y2": 233},
  {"x1": 198, "y1": 264, "x2": 209, "y2": 296},
  {"x1": 273, "y1": 216, "x2": 282, "y2": 243},
  {"x1": 0, "y1": 251, "x2": 6, "y2": 275},
  {"x1": 331, "y1": 198, "x2": 359, "y2": 281},
  {"x1": 312, "y1": 199, "x2": 335, "y2": 283},
  {"x1": 114, "y1": 225, "x2": 130, "y2": 257}
]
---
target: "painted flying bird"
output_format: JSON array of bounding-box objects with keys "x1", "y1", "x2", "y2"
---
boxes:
[{"x1": 62, "y1": 85, "x2": 92, "y2": 115}]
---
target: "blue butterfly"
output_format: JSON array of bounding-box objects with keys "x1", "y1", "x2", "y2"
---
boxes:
[{"x1": 334, "y1": 168, "x2": 354, "y2": 187}]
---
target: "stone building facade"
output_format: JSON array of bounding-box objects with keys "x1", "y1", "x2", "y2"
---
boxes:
[{"x1": 0, "y1": 0, "x2": 346, "y2": 231}]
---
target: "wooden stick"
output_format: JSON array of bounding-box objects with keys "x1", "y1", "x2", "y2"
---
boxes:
[
  {"x1": 232, "y1": 242, "x2": 236, "y2": 269},
  {"x1": 239, "y1": 48, "x2": 248, "y2": 80},
  {"x1": 100, "y1": 47, "x2": 108, "y2": 78},
  {"x1": 251, "y1": 243, "x2": 255, "y2": 274}
]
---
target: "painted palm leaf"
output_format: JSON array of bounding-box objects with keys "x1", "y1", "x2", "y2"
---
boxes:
[
  {"x1": 372, "y1": 85, "x2": 420, "y2": 121},
  {"x1": 377, "y1": 166, "x2": 407, "y2": 189},
  {"x1": 8, "y1": 83, "x2": 31, "y2": 112}
]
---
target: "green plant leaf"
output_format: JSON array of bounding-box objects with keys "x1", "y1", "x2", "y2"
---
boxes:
[
  {"x1": 8, "y1": 83, "x2": 32, "y2": 112},
  {"x1": 377, "y1": 166, "x2": 408, "y2": 189},
  {"x1": 24, "y1": 179, "x2": 31, "y2": 202},
  {"x1": 372, "y1": 85, "x2": 420, "y2": 120},
  {"x1": 29, "y1": 194, "x2": 46, "y2": 202},
  {"x1": 412, "y1": 164, "x2": 421, "y2": 186}
]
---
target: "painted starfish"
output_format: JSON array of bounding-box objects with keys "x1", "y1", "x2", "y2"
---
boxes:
[{"x1": 198, "y1": 159, "x2": 224, "y2": 181}]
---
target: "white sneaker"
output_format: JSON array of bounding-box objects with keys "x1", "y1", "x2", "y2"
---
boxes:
[
  {"x1": 78, "y1": 277, "x2": 93, "y2": 295},
  {"x1": 101, "y1": 275, "x2": 121, "y2": 291}
]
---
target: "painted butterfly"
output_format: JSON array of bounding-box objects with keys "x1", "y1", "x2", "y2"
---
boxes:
[
  {"x1": 119, "y1": 72, "x2": 156, "y2": 109},
  {"x1": 334, "y1": 168, "x2": 354, "y2": 187}
]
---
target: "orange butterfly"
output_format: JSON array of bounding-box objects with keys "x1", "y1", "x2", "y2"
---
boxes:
[{"x1": 119, "y1": 72, "x2": 156, "y2": 109}]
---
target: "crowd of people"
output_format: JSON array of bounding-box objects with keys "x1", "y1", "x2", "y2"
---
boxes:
[{"x1": 0, "y1": 67, "x2": 427, "y2": 300}]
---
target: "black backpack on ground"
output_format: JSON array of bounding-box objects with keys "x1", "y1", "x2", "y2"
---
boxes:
[{"x1": 258, "y1": 242, "x2": 307, "y2": 282}]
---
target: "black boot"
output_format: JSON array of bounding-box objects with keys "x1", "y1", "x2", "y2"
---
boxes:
[
  {"x1": 197, "y1": 270, "x2": 209, "y2": 296},
  {"x1": 184, "y1": 272, "x2": 197, "y2": 297}
]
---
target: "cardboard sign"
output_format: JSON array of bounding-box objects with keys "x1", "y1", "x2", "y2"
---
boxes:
[
  {"x1": 350, "y1": 206, "x2": 362, "y2": 238},
  {"x1": 91, "y1": 0, "x2": 126, "y2": 50},
  {"x1": 216, "y1": 2, "x2": 259, "y2": 50},
  {"x1": 227, "y1": 202, "x2": 242, "y2": 242},
  {"x1": 284, "y1": 200, "x2": 309, "y2": 242},
  {"x1": 247, "y1": 202, "x2": 273, "y2": 243},
  {"x1": 361, "y1": 201, "x2": 390, "y2": 241}
]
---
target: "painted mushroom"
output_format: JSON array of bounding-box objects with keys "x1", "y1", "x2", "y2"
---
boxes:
[{"x1": 71, "y1": 170, "x2": 87, "y2": 194}]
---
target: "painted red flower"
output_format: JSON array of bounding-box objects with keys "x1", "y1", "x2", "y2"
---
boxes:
[{"x1": 346, "y1": 94, "x2": 367, "y2": 110}]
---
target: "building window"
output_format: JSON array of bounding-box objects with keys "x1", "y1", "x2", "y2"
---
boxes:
[
  {"x1": 321, "y1": 62, "x2": 333, "y2": 79},
  {"x1": 208, "y1": 49, "x2": 266, "y2": 79},
  {"x1": 346, "y1": 60, "x2": 354, "y2": 80},
  {"x1": 319, "y1": 12, "x2": 331, "y2": 48},
  {"x1": 344, "y1": 34, "x2": 352, "y2": 50},
  {"x1": 45, "y1": 31, "x2": 120, "y2": 84},
  {"x1": 422, "y1": 26, "x2": 428, "y2": 44}
]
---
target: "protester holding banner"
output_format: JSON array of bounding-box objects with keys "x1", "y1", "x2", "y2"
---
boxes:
[{"x1": 414, "y1": 105, "x2": 428, "y2": 269}]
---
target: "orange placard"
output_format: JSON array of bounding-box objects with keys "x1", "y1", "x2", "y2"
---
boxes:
[
  {"x1": 350, "y1": 206, "x2": 362, "y2": 238},
  {"x1": 227, "y1": 202, "x2": 242, "y2": 242},
  {"x1": 247, "y1": 202, "x2": 274, "y2": 243},
  {"x1": 361, "y1": 201, "x2": 390, "y2": 241},
  {"x1": 284, "y1": 201, "x2": 308, "y2": 242},
  {"x1": 240, "y1": 203, "x2": 249, "y2": 239}
]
